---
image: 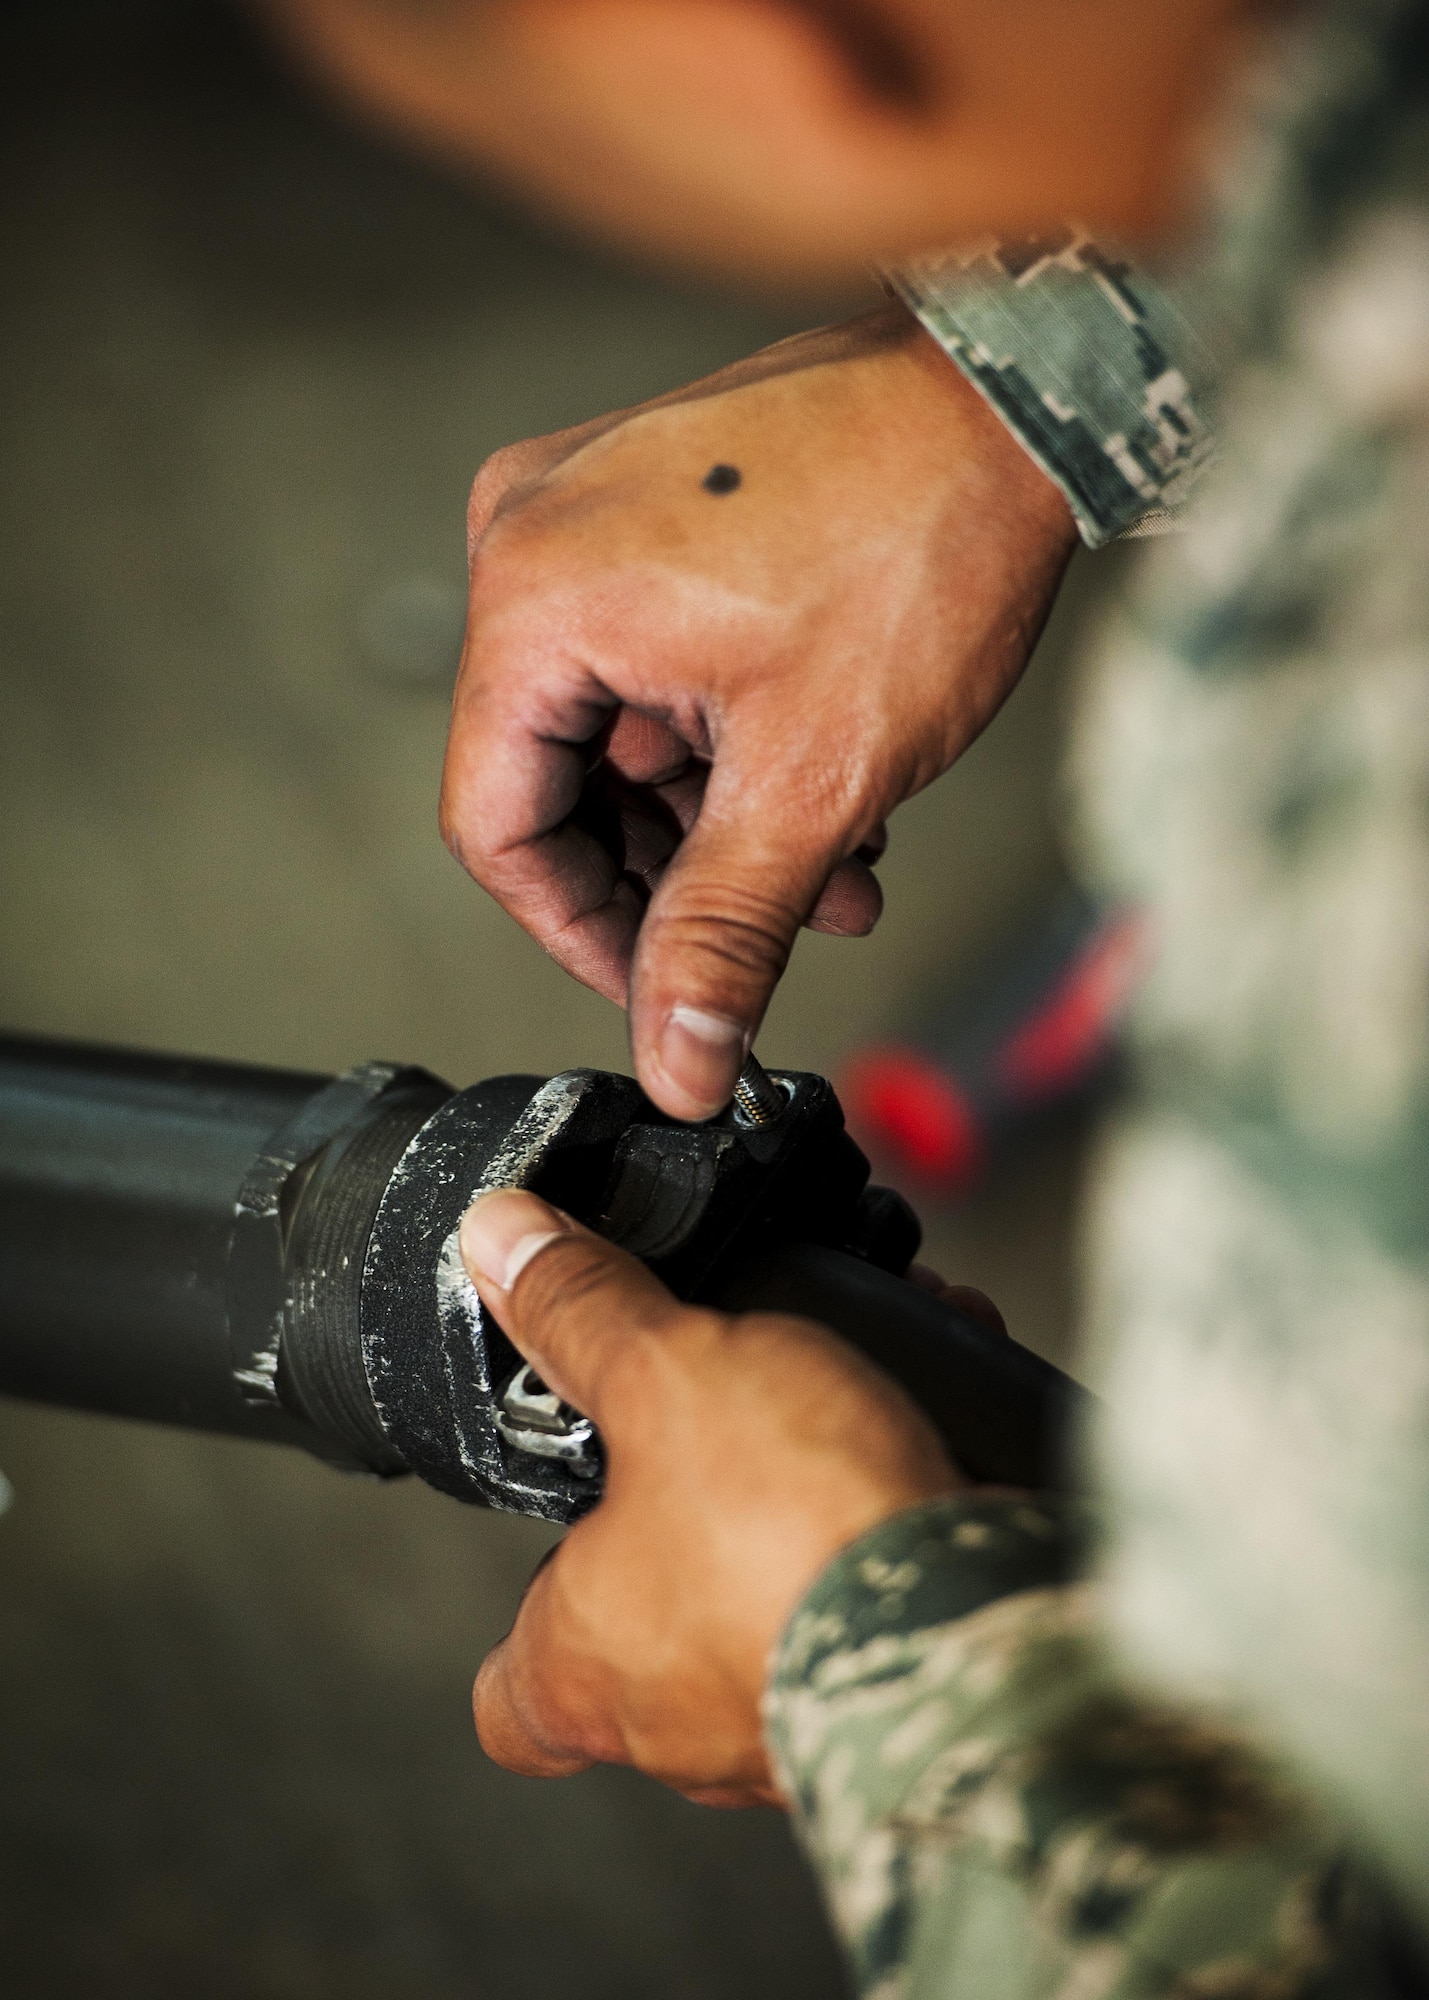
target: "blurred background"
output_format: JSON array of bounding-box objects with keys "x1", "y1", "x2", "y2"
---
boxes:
[{"x1": 0, "y1": 3, "x2": 1120, "y2": 1993}]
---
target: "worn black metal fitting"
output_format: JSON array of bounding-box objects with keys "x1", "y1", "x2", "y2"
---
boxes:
[{"x1": 0, "y1": 1035, "x2": 1088, "y2": 1523}]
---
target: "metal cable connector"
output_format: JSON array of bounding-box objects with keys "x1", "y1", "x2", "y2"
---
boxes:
[{"x1": 731, "y1": 1054, "x2": 786, "y2": 1128}]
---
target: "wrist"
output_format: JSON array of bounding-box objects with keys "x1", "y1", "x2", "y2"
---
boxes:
[{"x1": 897, "y1": 311, "x2": 1080, "y2": 551}]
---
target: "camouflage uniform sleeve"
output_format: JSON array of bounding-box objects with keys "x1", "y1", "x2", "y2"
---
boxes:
[
  {"x1": 764, "y1": 1495, "x2": 1382, "y2": 2000},
  {"x1": 887, "y1": 233, "x2": 1216, "y2": 549}
]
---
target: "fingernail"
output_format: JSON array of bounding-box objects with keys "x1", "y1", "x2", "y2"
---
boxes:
[
  {"x1": 657, "y1": 1005, "x2": 747, "y2": 1118},
  {"x1": 459, "y1": 1189, "x2": 566, "y2": 1291}
]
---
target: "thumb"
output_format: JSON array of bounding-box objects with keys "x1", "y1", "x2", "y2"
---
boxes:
[
  {"x1": 457, "y1": 1188, "x2": 684, "y2": 1427},
  {"x1": 628, "y1": 796, "x2": 853, "y2": 1120}
]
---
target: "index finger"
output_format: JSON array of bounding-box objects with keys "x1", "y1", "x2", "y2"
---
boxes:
[
  {"x1": 457, "y1": 1188, "x2": 687, "y2": 1426},
  {"x1": 472, "y1": 1562, "x2": 602, "y2": 1780},
  {"x1": 440, "y1": 640, "x2": 642, "y2": 1003}
]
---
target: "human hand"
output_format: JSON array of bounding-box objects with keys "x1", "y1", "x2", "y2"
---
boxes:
[
  {"x1": 440, "y1": 304, "x2": 1078, "y2": 1120},
  {"x1": 457, "y1": 1186, "x2": 969, "y2": 1805}
]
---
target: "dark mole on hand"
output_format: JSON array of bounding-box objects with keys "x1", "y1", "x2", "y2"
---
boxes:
[{"x1": 702, "y1": 463, "x2": 742, "y2": 495}]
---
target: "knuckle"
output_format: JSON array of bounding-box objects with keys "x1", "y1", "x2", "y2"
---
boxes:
[
  {"x1": 466, "y1": 461, "x2": 546, "y2": 573},
  {"x1": 466, "y1": 512, "x2": 531, "y2": 601},
  {"x1": 467, "y1": 442, "x2": 523, "y2": 523},
  {"x1": 467, "y1": 436, "x2": 572, "y2": 562}
]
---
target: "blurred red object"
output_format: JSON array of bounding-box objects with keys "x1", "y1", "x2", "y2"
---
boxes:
[
  {"x1": 840, "y1": 900, "x2": 1148, "y2": 1197},
  {"x1": 839, "y1": 1049, "x2": 985, "y2": 1189}
]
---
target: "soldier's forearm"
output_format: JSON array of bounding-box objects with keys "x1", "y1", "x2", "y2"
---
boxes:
[{"x1": 767, "y1": 1501, "x2": 1373, "y2": 2000}]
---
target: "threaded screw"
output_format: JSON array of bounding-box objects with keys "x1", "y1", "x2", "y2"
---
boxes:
[{"x1": 732, "y1": 1055, "x2": 786, "y2": 1128}]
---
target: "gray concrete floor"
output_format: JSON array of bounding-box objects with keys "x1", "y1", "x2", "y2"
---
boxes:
[{"x1": 0, "y1": 5, "x2": 1115, "y2": 1994}]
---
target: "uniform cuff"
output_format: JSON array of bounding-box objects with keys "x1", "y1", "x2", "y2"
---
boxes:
[
  {"x1": 764, "y1": 1493, "x2": 1090, "y2": 1808},
  {"x1": 776, "y1": 1493, "x2": 1087, "y2": 1674},
  {"x1": 888, "y1": 234, "x2": 1216, "y2": 549}
]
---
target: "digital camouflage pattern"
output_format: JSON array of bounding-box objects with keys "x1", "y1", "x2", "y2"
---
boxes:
[
  {"x1": 768, "y1": 0, "x2": 1429, "y2": 1988},
  {"x1": 764, "y1": 1499, "x2": 1391, "y2": 2000},
  {"x1": 888, "y1": 234, "x2": 1216, "y2": 547}
]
